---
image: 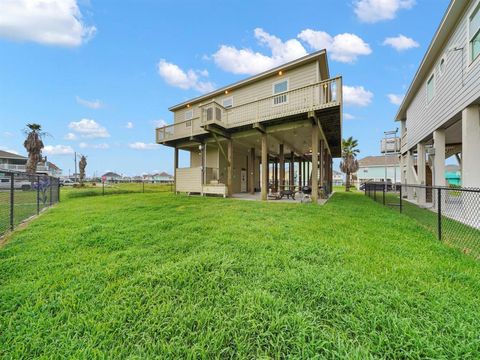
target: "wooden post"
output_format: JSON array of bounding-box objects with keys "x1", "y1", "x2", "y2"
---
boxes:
[
  {"x1": 274, "y1": 158, "x2": 278, "y2": 192},
  {"x1": 311, "y1": 125, "x2": 319, "y2": 203},
  {"x1": 290, "y1": 151, "x2": 294, "y2": 191},
  {"x1": 319, "y1": 140, "x2": 324, "y2": 189},
  {"x1": 249, "y1": 148, "x2": 255, "y2": 194},
  {"x1": 227, "y1": 139, "x2": 233, "y2": 197},
  {"x1": 266, "y1": 154, "x2": 270, "y2": 192},
  {"x1": 261, "y1": 133, "x2": 268, "y2": 200},
  {"x1": 174, "y1": 147, "x2": 179, "y2": 193},
  {"x1": 279, "y1": 144, "x2": 285, "y2": 192},
  {"x1": 298, "y1": 159, "x2": 302, "y2": 190}
]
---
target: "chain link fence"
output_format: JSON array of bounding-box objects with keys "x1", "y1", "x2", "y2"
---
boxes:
[
  {"x1": 62, "y1": 181, "x2": 174, "y2": 199},
  {"x1": 0, "y1": 171, "x2": 60, "y2": 236},
  {"x1": 364, "y1": 182, "x2": 480, "y2": 260}
]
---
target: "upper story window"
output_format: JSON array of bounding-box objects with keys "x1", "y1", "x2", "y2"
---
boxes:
[
  {"x1": 426, "y1": 73, "x2": 435, "y2": 103},
  {"x1": 222, "y1": 97, "x2": 233, "y2": 109},
  {"x1": 272, "y1": 79, "x2": 289, "y2": 105},
  {"x1": 185, "y1": 109, "x2": 193, "y2": 127},
  {"x1": 470, "y1": 2, "x2": 480, "y2": 62}
]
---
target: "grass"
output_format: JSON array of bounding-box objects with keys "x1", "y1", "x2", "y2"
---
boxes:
[
  {"x1": 369, "y1": 191, "x2": 480, "y2": 260},
  {"x1": 1, "y1": 190, "x2": 480, "y2": 358}
]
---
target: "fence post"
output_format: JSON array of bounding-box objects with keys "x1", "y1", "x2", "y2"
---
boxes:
[
  {"x1": 399, "y1": 185, "x2": 403, "y2": 213},
  {"x1": 437, "y1": 188, "x2": 442, "y2": 241},
  {"x1": 382, "y1": 185, "x2": 385, "y2": 205},
  {"x1": 102, "y1": 181, "x2": 105, "y2": 195},
  {"x1": 10, "y1": 172, "x2": 14, "y2": 231},
  {"x1": 37, "y1": 175, "x2": 40, "y2": 215},
  {"x1": 58, "y1": 178, "x2": 60, "y2": 202},
  {"x1": 49, "y1": 177, "x2": 53, "y2": 206},
  {"x1": 374, "y1": 186, "x2": 377, "y2": 201},
  {"x1": 143, "y1": 181, "x2": 145, "y2": 193}
]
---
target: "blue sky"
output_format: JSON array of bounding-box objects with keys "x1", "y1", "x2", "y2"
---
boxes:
[{"x1": 0, "y1": 0, "x2": 449, "y2": 176}]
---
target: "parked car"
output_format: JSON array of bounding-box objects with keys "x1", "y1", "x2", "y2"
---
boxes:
[
  {"x1": 0, "y1": 177, "x2": 32, "y2": 191},
  {"x1": 60, "y1": 179, "x2": 76, "y2": 186}
]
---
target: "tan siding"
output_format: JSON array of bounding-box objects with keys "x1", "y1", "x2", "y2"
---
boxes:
[
  {"x1": 176, "y1": 167, "x2": 202, "y2": 193},
  {"x1": 172, "y1": 61, "x2": 318, "y2": 126},
  {"x1": 406, "y1": 0, "x2": 480, "y2": 149}
]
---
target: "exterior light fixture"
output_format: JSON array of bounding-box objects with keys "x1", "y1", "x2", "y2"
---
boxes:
[
  {"x1": 278, "y1": 70, "x2": 283, "y2": 76},
  {"x1": 225, "y1": 90, "x2": 229, "y2": 94},
  {"x1": 187, "y1": 104, "x2": 191, "y2": 108}
]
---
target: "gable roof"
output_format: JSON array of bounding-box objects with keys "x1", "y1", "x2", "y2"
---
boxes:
[
  {"x1": 395, "y1": 0, "x2": 468, "y2": 121},
  {"x1": 169, "y1": 50, "x2": 329, "y2": 111},
  {"x1": 102, "y1": 172, "x2": 122, "y2": 177},
  {"x1": 358, "y1": 155, "x2": 400, "y2": 167},
  {"x1": 0, "y1": 150, "x2": 27, "y2": 160}
]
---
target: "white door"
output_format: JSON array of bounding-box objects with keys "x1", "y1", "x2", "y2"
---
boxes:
[{"x1": 241, "y1": 169, "x2": 247, "y2": 192}]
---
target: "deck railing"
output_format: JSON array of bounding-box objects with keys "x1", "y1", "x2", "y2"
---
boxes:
[{"x1": 156, "y1": 77, "x2": 342, "y2": 143}]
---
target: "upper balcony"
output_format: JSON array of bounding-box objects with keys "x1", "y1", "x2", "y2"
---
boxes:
[{"x1": 156, "y1": 76, "x2": 342, "y2": 144}]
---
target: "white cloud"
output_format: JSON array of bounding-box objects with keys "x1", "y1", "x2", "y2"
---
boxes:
[
  {"x1": 79, "y1": 142, "x2": 109, "y2": 149},
  {"x1": 383, "y1": 34, "x2": 419, "y2": 51},
  {"x1": 354, "y1": 0, "x2": 415, "y2": 23},
  {"x1": 343, "y1": 85, "x2": 374, "y2": 107},
  {"x1": 298, "y1": 30, "x2": 372, "y2": 63},
  {"x1": 157, "y1": 59, "x2": 215, "y2": 93},
  {"x1": 0, "y1": 0, "x2": 96, "y2": 47},
  {"x1": 125, "y1": 122, "x2": 134, "y2": 129},
  {"x1": 76, "y1": 96, "x2": 104, "y2": 109},
  {"x1": 2, "y1": 131, "x2": 14, "y2": 137},
  {"x1": 43, "y1": 144, "x2": 74, "y2": 155},
  {"x1": 212, "y1": 28, "x2": 307, "y2": 75},
  {"x1": 152, "y1": 119, "x2": 167, "y2": 128},
  {"x1": 344, "y1": 113, "x2": 356, "y2": 120},
  {"x1": 64, "y1": 132, "x2": 77, "y2": 140},
  {"x1": 387, "y1": 93, "x2": 405, "y2": 105},
  {"x1": 68, "y1": 119, "x2": 109, "y2": 138},
  {"x1": 128, "y1": 142, "x2": 159, "y2": 150},
  {"x1": 0, "y1": 146, "x2": 20, "y2": 154}
]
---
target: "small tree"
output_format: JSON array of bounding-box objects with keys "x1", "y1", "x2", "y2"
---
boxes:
[
  {"x1": 340, "y1": 136, "x2": 360, "y2": 192},
  {"x1": 23, "y1": 123, "x2": 45, "y2": 175},
  {"x1": 79, "y1": 155, "x2": 87, "y2": 185}
]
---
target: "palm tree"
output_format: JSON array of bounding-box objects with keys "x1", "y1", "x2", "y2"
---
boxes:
[
  {"x1": 340, "y1": 136, "x2": 360, "y2": 192},
  {"x1": 23, "y1": 123, "x2": 45, "y2": 175},
  {"x1": 79, "y1": 155, "x2": 87, "y2": 185}
]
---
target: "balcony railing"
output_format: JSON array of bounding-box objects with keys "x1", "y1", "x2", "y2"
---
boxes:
[{"x1": 156, "y1": 76, "x2": 342, "y2": 143}]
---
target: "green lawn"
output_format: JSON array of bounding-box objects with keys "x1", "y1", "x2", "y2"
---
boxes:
[{"x1": 1, "y1": 191, "x2": 480, "y2": 358}]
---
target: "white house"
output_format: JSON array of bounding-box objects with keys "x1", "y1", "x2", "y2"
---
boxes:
[
  {"x1": 355, "y1": 155, "x2": 401, "y2": 187},
  {"x1": 396, "y1": 0, "x2": 480, "y2": 204}
]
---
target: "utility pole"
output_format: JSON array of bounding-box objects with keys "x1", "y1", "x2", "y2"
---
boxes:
[{"x1": 74, "y1": 152, "x2": 78, "y2": 183}]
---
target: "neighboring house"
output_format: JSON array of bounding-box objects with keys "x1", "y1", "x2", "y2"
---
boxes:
[
  {"x1": 156, "y1": 50, "x2": 342, "y2": 201},
  {"x1": 101, "y1": 172, "x2": 123, "y2": 182},
  {"x1": 445, "y1": 164, "x2": 461, "y2": 185},
  {"x1": 355, "y1": 155, "x2": 401, "y2": 187},
  {"x1": 0, "y1": 150, "x2": 62, "y2": 176},
  {"x1": 333, "y1": 170, "x2": 344, "y2": 186},
  {"x1": 153, "y1": 172, "x2": 174, "y2": 183},
  {"x1": 396, "y1": 0, "x2": 480, "y2": 206}
]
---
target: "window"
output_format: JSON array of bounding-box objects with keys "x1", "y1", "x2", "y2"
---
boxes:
[
  {"x1": 222, "y1": 97, "x2": 233, "y2": 109},
  {"x1": 272, "y1": 79, "x2": 289, "y2": 105},
  {"x1": 470, "y1": 2, "x2": 480, "y2": 62},
  {"x1": 185, "y1": 109, "x2": 193, "y2": 127},
  {"x1": 427, "y1": 73, "x2": 435, "y2": 103}
]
